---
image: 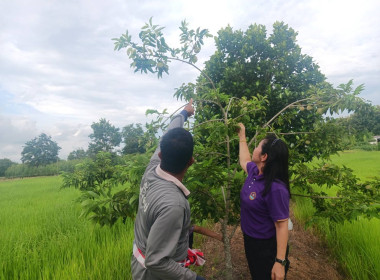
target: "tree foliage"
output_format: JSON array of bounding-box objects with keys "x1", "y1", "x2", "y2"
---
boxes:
[
  {"x1": 293, "y1": 162, "x2": 380, "y2": 223},
  {"x1": 62, "y1": 152, "x2": 138, "y2": 225},
  {"x1": 113, "y1": 17, "x2": 212, "y2": 78},
  {"x1": 87, "y1": 118, "x2": 122, "y2": 157},
  {"x1": 67, "y1": 148, "x2": 87, "y2": 161},
  {"x1": 199, "y1": 22, "x2": 326, "y2": 120},
  {"x1": 0, "y1": 158, "x2": 16, "y2": 177},
  {"x1": 61, "y1": 110, "x2": 169, "y2": 225},
  {"x1": 339, "y1": 103, "x2": 380, "y2": 141},
  {"x1": 122, "y1": 123, "x2": 146, "y2": 154},
  {"x1": 21, "y1": 133, "x2": 61, "y2": 166}
]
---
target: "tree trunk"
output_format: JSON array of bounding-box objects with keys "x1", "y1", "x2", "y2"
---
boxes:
[
  {"x1": 221, "y1": 219, "x2": 234, "y2": 280},
  {"x1": 222, "y1": 124, "x2": 235, "y2": 279}
]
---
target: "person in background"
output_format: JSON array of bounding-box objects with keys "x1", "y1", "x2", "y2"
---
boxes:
[
  {"x1": 237, "y1": 123, "x2": 290, "y2": 280},
  {"x1": 131, "y1": 99, "x2": 206, "y2": 280}
]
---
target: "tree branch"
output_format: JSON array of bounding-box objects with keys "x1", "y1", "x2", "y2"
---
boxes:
[
  {"x1": 168, "y1": 57, "x2": 216, "y2": 90},
  {"x1": 292, "y1": 193, "x2": 340, "y2": 199},
  {"x1": 226, "y1": 97, "x2": 238, "y2": 116},
  {"x1": 246, "y1": 97, "x2": 312, "y2": 147},
  {"x1": 195, "y1": 151, "x2": 231, "y2": 159},
  {"x1": 263, "y1": 98, "x2": 312, "y2": 129},
  {"x1": 279, "y1": 132, "x2": 316, "y2": 135},
  {"x1": 195, "y1": 98, "x2": 225, "y2": 113},
  {"x1": 231, "y1": 107, "x2": 262, "y2": 122},
  {"x1": 228, "y1": 223, "x2": 240, "y2": 240},
  {"x1": 192, "y1": 118, "x2": 224, "y2": 130},
  {"x1": 192, "y1": 189, "x2": 222, "y2": 209}
]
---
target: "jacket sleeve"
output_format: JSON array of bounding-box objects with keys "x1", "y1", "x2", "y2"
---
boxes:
[
  {"x1": 149, "y1": 111, "x2": 188, "y2": 166},
  {"x1": 144, "y1": 205, "x2": 197, "y2": 280}
]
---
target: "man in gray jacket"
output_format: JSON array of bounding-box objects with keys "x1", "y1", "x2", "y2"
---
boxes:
[{"x1": 131, "y1": 99, "x2": 206, "y2": 280}]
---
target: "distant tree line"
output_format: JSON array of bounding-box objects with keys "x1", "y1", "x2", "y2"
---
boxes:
[
  {"x1": 61, "y1": 87, "x2": 380, "y2": 170},
  {"x1": 0, "y1": 118, "x2": 148, "y2": 178},
  {"x1": 1, "y1": 103, "x2": 379, "y2": 178},
  {"x1": 0, "y1": 159, "x2": 16, "y2": 177},
  {"x1": 336, "y1": 104, "x2": 380, "y2": 150}
]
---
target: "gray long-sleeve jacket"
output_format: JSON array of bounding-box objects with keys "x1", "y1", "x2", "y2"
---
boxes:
[{"x1": 131, "y1": 112, "x2": 197, "y2": 280}]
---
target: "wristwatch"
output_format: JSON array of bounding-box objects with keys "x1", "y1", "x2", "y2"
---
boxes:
[{"x1": 275, "y1": 258, "x2": 287, "y2": 266}]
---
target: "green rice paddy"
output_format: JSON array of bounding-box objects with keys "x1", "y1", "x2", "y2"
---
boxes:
[
  {"x1": 1, "y1": 150, "x2": 379, "y2": 279},
  {"x1": 293, "y1": 150, "x2": 380, "y2": 280},
  {"x1": 0, "y1": 177, "x2": 134, "y2": 280}
]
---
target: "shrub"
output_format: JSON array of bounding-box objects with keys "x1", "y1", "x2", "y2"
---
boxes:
[
  {"x1": 353, "y1": 142, "x2": 378, "y2": 151},
  {"x1": 4, "y1": 159, "x2": 86, "y2": 178}
]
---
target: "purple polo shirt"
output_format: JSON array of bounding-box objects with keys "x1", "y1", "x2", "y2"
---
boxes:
[{"x1": 240, "y1": 161, "x2": 289, "y2": 239}]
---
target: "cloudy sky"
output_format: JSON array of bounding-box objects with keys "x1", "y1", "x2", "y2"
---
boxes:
[{"x1": 1, "y1": 0, "x2": 379, "y2": 162}]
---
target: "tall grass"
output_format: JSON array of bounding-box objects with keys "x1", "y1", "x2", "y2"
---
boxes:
[
  {"x1": 293, "y1": 150, "x2": 380, "y2": 280},
  {"x1": 0, "y1": 176, "x2": 134, "y2": 280},
  {"x1": 324, "y1": 218, "x2": 380, "y2": 280}
]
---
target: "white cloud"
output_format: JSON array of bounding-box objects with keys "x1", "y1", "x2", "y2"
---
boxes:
[
  {"x1": 1, "y1": 0, "x2": 379, "y2": 162},
  {"x1": 0, "y1": 115, "x2": 38, "y2": 162}
]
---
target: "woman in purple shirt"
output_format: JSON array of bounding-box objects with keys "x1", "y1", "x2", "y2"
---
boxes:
[{"x1": 237, "y1": 123, "x2": 290, "y2": 280}]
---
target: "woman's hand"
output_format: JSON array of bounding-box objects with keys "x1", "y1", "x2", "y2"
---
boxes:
[
  {"x1": 271, "y1": 262, "x2": 285, "y2": 280},
  {"x1": 237, "y1": 123, "x2": 246, "y2": 140},
  {"x1": 237, "y1": 123, "x2": 250, "y2": 172}
]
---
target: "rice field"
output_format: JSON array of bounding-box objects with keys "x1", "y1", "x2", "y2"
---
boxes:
[
  {"x1": 1, "y1": 150, "x2": 379, "y2": 279},
  {"x1": 292, "y1": 150, "x2": 380, "y2": 280},
  {"x1": 0, "y1": 176, "x2": 134, "y2": 280}
]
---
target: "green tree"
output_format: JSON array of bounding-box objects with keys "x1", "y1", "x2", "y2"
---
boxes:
[
  {"x1": 21, "y1": 133, "x2": 61, "y2": 166},
  {"x1": 347, "y1": 104, "x2": 380, "y2": 139},
  {"x1": 67, "y1": 148, "x2": 87, "y2": 160},
  {"x1": 62, "y1": 151, "x2": 140, "y2": 225},
  {"x1": 111, "y1": 19, "x2": 379, "y2": 279},
  {"x1": 351, "y1": 104, "x2": 380, "y2": 135},
  {"x1": 0, "y1": 158, "x2": 16, "y2": 177},
  {"x1": 61, "y1": 111, "x2": 169, "y2": 225},
  {"x1": 334, "y1": 103, "x2": 380, "y2": 149},
  {"x1": 121, "y1": 123, "x2": 146, "y2": 154},
  {"x1": 199, "y1": 22, "x2": 326, "y2": 120},
  {"x1": 87, "y1": 118, "x2": 122, "y2": 157}
]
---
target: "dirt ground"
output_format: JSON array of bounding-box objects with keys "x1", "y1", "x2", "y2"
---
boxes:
[{"x1": 196, "y1": 213, "x2": 346, "y2": 280}]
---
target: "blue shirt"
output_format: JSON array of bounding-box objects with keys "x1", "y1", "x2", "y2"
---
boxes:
[{"x1": 240, "y1": 162, "x2": 289, "y2": 239}]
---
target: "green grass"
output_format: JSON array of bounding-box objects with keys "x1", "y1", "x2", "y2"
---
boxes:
[
  {"x1": 315, "y1": 150, "x2": 380, "y2": 180},
  {"x1": 293, "y1": 150, "x2": 380, "y2": 280},
  {"x1": 0, "y1": 176, "x2": 134, "y2": 280}
]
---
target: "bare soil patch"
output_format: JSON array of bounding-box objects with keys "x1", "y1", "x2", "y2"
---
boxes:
[{"x1": 197, "y1": 213, "x2": 345, "y2": 280}]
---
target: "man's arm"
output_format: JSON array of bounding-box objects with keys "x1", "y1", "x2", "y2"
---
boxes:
[
  {"x1": 149, "y1": 99, "x2": 194, "y2": 164},
  {"x1": 192, "y1": 225, "x2": 223, "y2": 242}
]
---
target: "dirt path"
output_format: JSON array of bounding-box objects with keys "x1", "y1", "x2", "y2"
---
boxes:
[{"x1": 197, "y1": 213, "x2": 345, "y2": 279}]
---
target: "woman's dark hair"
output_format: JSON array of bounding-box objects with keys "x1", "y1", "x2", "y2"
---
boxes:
[
  {"x1": 261, "y1": 134, "x2": 290, "y2": 197},
  {"x1": 160, "y1": 127, "x2": 194, "y2": 174}
]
